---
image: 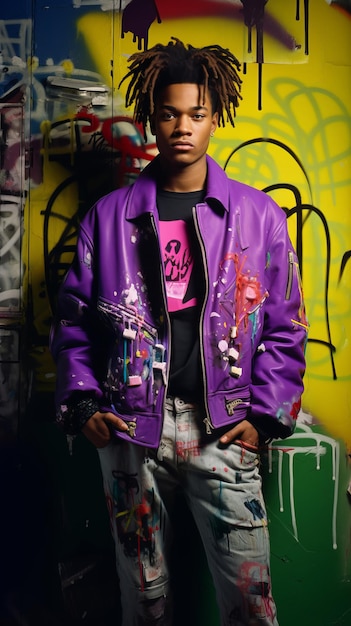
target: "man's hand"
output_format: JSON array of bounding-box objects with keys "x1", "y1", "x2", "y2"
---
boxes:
[
  {"x1": 82, "y1": 411, "x2": 129, "y2": 448},
  {"x1": 219, "y1": 419, "x2": 259, "y2": 449}
]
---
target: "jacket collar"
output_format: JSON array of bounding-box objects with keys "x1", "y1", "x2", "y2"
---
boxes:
[{"x1": 125, "y1": 154, "x2": 230, "y2": 220}]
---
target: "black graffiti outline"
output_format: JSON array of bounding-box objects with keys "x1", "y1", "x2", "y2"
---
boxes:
[
  {"x1": 339, "y1": 251, "x2": 351, "y2": 283},
  {"x1": 40, "y1": 115, "x2": 151, "y2": 321},
  {"x1": 224, "y1": 137, "x2": 337, "y2": 380}
]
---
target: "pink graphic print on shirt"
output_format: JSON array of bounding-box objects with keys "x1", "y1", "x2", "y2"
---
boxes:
[{"x1": 159, "y1": 220, "x2": 197, "y2": 312}]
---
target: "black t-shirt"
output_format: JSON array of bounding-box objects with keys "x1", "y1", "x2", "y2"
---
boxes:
[{"x1": 157, "y1": 189, "x2": 205, "y2": 401}]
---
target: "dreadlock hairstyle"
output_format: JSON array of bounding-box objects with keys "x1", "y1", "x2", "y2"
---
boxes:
[{"x1": 119, "y1": 38, "x2": 242, "y2": 139}]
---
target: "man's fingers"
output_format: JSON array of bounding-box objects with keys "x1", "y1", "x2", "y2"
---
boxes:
[
  {"x1": 82, "y1": 416, "x2": 110, "y2": 447},
  {"x1": 219, "y1": 427, "x2": 238, "y2": 445},
  {"x1": 104, "y1": 412, "x2": 129, "y2": 432},
  {"x1": 81, "y1": 411, "x2": 128, "y2": 448},
  {"x1": 219, "y1": 420, "x2": 259, "y2": 446}
]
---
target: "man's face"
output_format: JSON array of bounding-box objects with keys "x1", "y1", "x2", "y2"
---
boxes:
[{"x1": 151, "y1": 83, "x2": 218, "y2": 172}]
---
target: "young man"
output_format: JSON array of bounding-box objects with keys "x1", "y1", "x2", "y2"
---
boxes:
[{"x1": 51, "y1": 39, "x2": 308, "y2": 625}]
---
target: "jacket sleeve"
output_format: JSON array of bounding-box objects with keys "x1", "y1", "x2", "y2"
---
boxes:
[
  {"x1": 50, "y1": 217, "x2": 106, "y2": 433},
  {"x1": 248, "y1": 216, "x2": 308, "y2": 441}
]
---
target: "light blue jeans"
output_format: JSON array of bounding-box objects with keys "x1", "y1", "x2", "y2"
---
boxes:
[{"x1": 98, "y1": 397, "x2": 279, "y2": 626}]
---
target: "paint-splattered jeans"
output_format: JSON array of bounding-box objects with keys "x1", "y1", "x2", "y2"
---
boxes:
[{"x1": 98, "y1": 397, "x2": 279, "y2": 626}]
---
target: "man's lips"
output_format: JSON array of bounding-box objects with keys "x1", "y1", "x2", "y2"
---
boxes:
[{"x1": 171, "y1": 141, "x2": 194, "y2": 150}]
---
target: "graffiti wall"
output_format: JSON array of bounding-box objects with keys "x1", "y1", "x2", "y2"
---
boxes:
[{"x1": 1, "y1": 0, "x2": 350, "y2": 624}]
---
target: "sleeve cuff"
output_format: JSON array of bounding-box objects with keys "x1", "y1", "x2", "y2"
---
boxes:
[
  {"x1": 56, "y1": 394, "x2": 100, "y2": 435},
  {"x1": 247, "y1": 413, "x2": 293, "y2": 443}
]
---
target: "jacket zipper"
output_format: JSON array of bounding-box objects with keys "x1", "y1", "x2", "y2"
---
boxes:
[
  {"x1": 149, "y1": 213, "x2": 171, "y2": 405},
  {"x1": 285, "y1": 250, "x2": 294, "y2": 300},
  {"x1": 192, "y1": 205, "x2": 214, "y2": 434}
]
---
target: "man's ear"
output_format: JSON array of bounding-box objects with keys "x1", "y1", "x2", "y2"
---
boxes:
[{"x1": 211, "y1": 112, "x2": 219, "y2": 135}]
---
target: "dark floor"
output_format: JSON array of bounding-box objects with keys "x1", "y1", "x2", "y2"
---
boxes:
[
  {"x1": 0, "y1": 457, "x2": 120, "y2": 625},
  {"x1": 0, "y1": 394, "x2": 122, "y2": 626}
]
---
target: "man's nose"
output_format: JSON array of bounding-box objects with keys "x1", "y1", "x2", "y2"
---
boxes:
[{"x1": 174, "y1": 115, "x2": 191, "y2": 135}]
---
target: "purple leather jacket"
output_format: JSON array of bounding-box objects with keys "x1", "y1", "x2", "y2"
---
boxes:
[{"x1": 50, "y1": 155, "x2": 308, "y2": 448}]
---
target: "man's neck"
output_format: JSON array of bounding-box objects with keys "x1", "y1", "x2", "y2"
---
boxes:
[{"x1": 159, "y1": 160, "x2": 207, "y2": 193}]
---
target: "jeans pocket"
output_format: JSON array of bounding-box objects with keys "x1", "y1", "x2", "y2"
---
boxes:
[
  {"x1": 231, "y1": 439, "x2": 260, "y2": 468},
  {"x1": 234, "y1": 439, "x2": 260, "y2": 453}
]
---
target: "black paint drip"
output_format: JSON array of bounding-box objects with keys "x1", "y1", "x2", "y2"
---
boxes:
[{"x1": 240, "y1": 0, "x2": 310, "y2": 110}]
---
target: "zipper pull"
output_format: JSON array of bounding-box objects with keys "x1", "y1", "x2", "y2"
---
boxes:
[
  {"x1": 203, "y1": 416, "x2": 213, "y2": 435},
  {"x1": 126, "y1": 421, "x2": 136, "y2": 438},
  {"x1": 285, "y1": 250, "x2": 295, "y2": 300}
]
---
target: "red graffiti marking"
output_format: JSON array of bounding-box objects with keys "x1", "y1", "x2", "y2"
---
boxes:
[
  {"x1": 74, "y1": 109, "x2": 156, "y2": 186},
  {"x1": 290, "y1": 399, "x2": 301, "y2": 421}
]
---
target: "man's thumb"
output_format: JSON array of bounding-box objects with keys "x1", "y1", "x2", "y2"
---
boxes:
[{"x1": 104, "y1": 412, "x2": 129, "y2": 431}]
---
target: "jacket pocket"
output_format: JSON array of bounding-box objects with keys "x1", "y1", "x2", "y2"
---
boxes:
[{"x1": 207, "y1": 386, "x2": 251, "y2": 428}]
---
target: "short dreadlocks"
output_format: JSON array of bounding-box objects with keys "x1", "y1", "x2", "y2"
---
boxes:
[{"x1": 119, "y1": 38, "x2": 242, "y2": 139}]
